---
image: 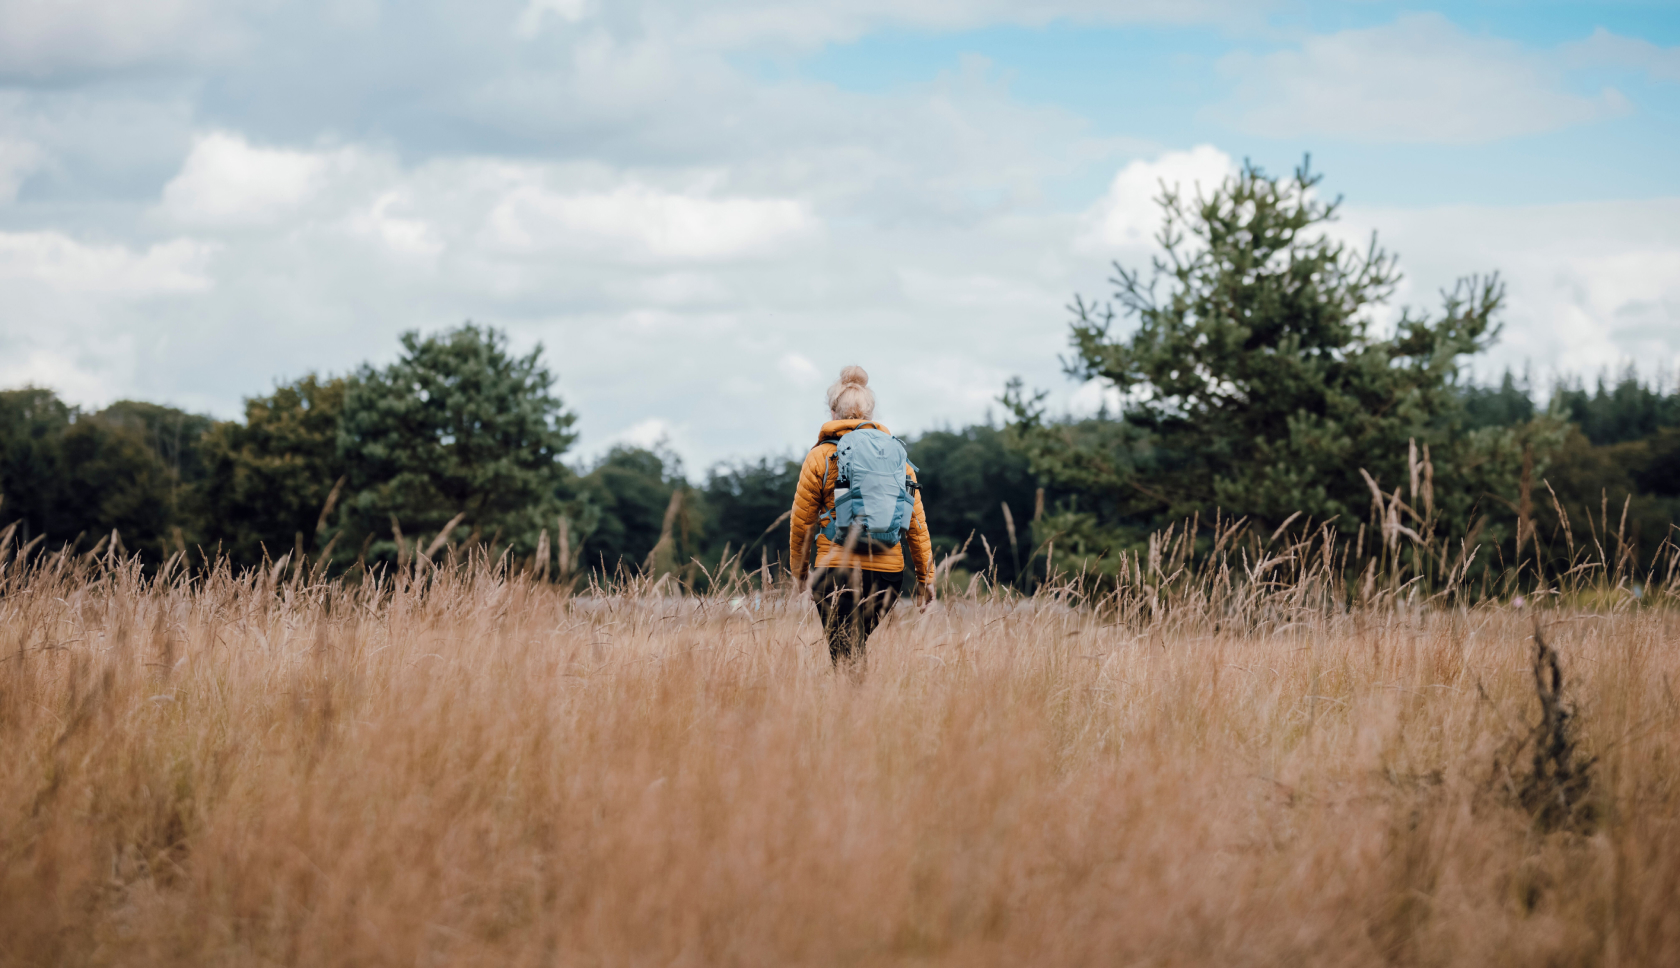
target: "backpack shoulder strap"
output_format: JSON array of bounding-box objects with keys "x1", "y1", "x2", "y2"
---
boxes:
[{"x1": 809, "y1": 438, "x2": 842, "y2": 513}]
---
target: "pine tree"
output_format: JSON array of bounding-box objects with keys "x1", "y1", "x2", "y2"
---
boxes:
[
  {"x1": 338, "y1": 324, "x2": 578, "y2": 563},
  {"x1": 1009, "y1": 158, "x2": 1558, "y2": 549}
]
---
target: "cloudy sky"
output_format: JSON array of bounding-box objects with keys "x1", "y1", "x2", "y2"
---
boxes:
[{"x1": 1, "y1": 0, "x2": 1676, "y2": 471}]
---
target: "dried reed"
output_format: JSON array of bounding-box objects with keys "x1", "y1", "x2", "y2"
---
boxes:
[{"x1": 1, "y1": 531, "x2": 1678, "y2": 966}]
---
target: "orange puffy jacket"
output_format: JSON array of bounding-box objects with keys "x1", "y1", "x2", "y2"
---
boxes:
[{"x1": 788, "y1": 419, "x2": 934, "y2": 584}]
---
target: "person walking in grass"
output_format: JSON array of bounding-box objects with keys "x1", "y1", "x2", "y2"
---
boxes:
[{"x1": 789, "y1": 365, "x2": 935, "y2": 673}]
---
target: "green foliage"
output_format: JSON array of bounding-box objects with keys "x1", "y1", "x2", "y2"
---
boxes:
[
  {"x1": 338, "y1": 324, "x2": 578, "y2": 562},
  {"x1": 908, "y1": 423, "x2": 1041, "y2": 582},
  {"x1": 699, "y1": 454, "x2": 803, "y2": 574},
  {"x1": 1465, "y1": 368, "x2": 1680, "y2": 570},
  {"x1": 1464, "y1": 370, "x2": 1538, "y2": 430},
  {"x1": 95, "y1": 400, "x2": 216, "y2": 481},
  {"x1": 1533, "y1": 426, "x2": 1680, "y2": 571},
  {"x1": 57, "y1": 415, "x2": 179, "y2": 554},
  {"x1": 0, "y1": 388, "x2": 74, "y2": 543},
  {"x1": 574, "y1": 446, "x2": 689, "y2": 576},
  {"x1": 1552, "y1": 367, "x2": 1680, "y2": 445},
  {"x1": 95, "y1": 401, "x2": 218, "y2": 553},
  {"x1": 1009, "y1": 158, "x2": 1556, "y2": 568},
  {"x1": 0, "y1": 388, "x2": 207, "y2": 558},
  {"x1": 200, "y1": 374, "x2": 348, "y2": 565}
]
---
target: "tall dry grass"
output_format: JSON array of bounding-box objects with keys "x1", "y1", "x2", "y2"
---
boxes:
[{"x1": 2, "y1": 534, "x2": 1678, "y2": 966}]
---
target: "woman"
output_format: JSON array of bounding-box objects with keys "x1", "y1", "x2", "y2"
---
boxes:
[{"x1": 788, "y1": 366, "x2": 935, "y2": 671}]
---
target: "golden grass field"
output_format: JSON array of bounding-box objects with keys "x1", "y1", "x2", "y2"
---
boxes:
[{"x1": 2, "y1": 539, "x2": 1678, "y2": 966}]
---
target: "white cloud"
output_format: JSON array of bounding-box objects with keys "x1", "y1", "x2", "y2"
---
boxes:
[
  {"x1": 1564, "y1": 28, "x2": 1680, "y2": 83},
  {"x1": 0, "y1": 0, "x2": 245, "y2": 77},
  {"x1": 0, "y1": 343, "x2": 135, "y2": 405},
  {"x1": 0, "y1": 139, "x2": 44, "y2": 203},
  {"x1": 0, "y1": 231, "x2": 216, "y2": 411},
  {"x1": 1079, "y1": 144, "x2": 1237, "y2": 250},
  {"x1": 346, "y1": 191, "x2": 445, "y2": 260},
  {"x1": 632, "y1": 272, "x2": 731, "y2": 307},
  {"x1": 1337, "y1": 199, "x2": 1680, "y2": 378},
  {"x1": 1212, "y1": 13, "x2": 1629, "y2": 144},
  {"x1": 486, "y1": 181, "x2": 816, "y2": 262},
  {"x1": 0, "y1": 0, "x2": 1271, "y2": 83},
  {"x1": 611, "y1": 417, "x2": 676, "y2": 451},
  {"x1": 778, "y1": 352, "x2": 821, "y2": 385},
  {"x1": 657, "y1": 0, "x2": 1274, "y2": 51},
  {"x1": 159, "y1": 132, "x2": 346, "y2": 225},
  {"x1": 0, "y1": 2, "x2": 1673, "y2": 471},
  {"x1": 514, "y1": 0, "x2": 589, "y2": 39},
  {"x1": 898, "y1": 266, "x2": 1059, "y2": 315},
  {"x1": 0, "y1": 231, "x2": 213, "y2": 294},
  {"x1": 1068, "y1": 378, "x2": 1124, "y2": 415}
]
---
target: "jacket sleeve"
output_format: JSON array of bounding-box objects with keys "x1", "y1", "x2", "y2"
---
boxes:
[
  {"x1": 787, "y1": 446, "x2": 830, "y2": 581},
  {"x1": 906, "y1": 466, "x2": 935, "y2": 585}
]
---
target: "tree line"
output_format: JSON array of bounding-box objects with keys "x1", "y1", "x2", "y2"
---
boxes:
[
  {"x1": 2, "y1": 159, "x2": 1676, "y2": 589},
  {"x1": 0, "y1": 334, "x2": 1042, "y2": 587}
]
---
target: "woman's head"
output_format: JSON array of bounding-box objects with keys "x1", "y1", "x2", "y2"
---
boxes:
[{"x1": 827, "y1": 365, "x2": 875, "y2": 420}]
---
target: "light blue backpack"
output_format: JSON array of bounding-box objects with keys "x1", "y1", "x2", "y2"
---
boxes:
[{"x1": 816, "y1": 424, "x2": 919, "y2": 553}]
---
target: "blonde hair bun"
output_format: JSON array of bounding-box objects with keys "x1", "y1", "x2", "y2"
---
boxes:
[{"x1": 827, "y1": 365, "x2": 876, "y2": 420}]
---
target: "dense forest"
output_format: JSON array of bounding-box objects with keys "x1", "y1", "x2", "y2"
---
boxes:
[{"x1": 3, "y1": 161, "x2": 1676, "y2": 591}]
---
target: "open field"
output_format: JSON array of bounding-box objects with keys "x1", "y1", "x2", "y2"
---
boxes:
[{"x1": 3, "y1": 548, "x2": 1679, "y2": 966}]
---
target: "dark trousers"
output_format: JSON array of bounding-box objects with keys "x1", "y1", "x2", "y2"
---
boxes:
[{"x1": 811, "y1": 567, "x2": 903, "y2": 667}]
